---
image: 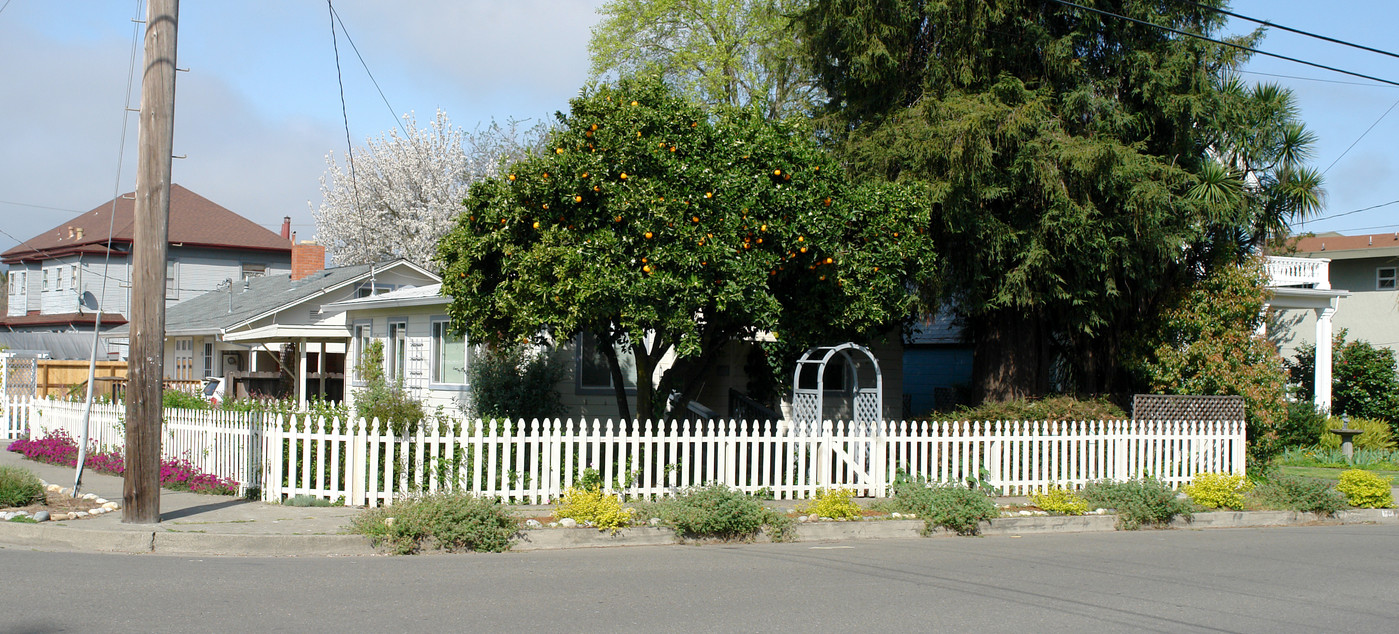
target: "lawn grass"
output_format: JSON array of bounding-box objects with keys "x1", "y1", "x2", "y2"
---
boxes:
[{"x1": 1277, "y1": 465, "x2": 1399, "y2": 483}]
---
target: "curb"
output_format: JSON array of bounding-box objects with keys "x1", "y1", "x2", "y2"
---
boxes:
[
  {"x1": 2, "y1": 508, "x2": 1396, "y2": 556},
  {"x1": 0, "y1": 522, "x2": 154, "y2": 554}
]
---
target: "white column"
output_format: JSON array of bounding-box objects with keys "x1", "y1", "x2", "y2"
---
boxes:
[
  {"x1": 296, "y1": 335, "x2": 307, "y2": 411},
  {"x1": 1315, "y1": 304, "x2": 1336, "y2": 413}
]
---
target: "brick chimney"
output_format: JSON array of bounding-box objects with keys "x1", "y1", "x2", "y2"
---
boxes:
[
  {"x1": 280, "y1": 216, "x2": 292, "y2": 241},
  {"x1": 291, "y1": 241, "x2": 327, "y2": 281}
]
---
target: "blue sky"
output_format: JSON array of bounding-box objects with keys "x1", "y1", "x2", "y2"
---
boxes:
[{"x1": 1, "y1": 1, "x2": 1396, "y2": 259}]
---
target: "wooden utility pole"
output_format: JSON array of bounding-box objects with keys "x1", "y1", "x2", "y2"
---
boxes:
[{"x1": 124, "y1": 0, "x2": 179, "y2": 524}]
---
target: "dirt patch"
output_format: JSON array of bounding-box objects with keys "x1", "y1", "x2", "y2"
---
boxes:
[{"x1": 2, "y1": 488, "x2": 108, "y2": 519}]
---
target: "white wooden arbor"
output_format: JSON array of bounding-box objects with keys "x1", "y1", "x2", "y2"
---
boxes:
[{"x1": 790, "y1": 342, "x2": 883, "y2": 434}]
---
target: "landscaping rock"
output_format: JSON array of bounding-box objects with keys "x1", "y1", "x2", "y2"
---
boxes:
[
  {"x1": 102, "y1": 502, "x2": 119, "y2": 510},
  {"x1": 559, "y1": 518, "x2": 578, "y2": 528},
  {"x1": 649, "y1": 518, "x2": 662, "y2": 527},
  {"x1": 71, "y1": 511, "x2": 88, "y2": 519},
  {"x1": 806, "y1": 514, "x2": 819, "y2": 523},
  {"x1": 525, "y1": 519, "x2": 543, "y2": 529},
  {"x1": 33, "y1": 511, "x2": 49, "y2": 522}
]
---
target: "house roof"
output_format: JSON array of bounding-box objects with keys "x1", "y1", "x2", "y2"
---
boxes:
[
  {"x1": 104, "y1": 261, "x2": 432, "y2": 338},
  {"x1": 322, "y1": 283, "x2": 448, "y2": 312},
  {"x1": 1290, "y1": 232, "x2": 1399, "y2": 261},
  {"x1": 2, "y1": 185, "x2": 292, "y2": 264}
]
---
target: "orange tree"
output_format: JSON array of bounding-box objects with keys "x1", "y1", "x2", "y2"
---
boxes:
[{"x1": 437, "y1": 77, "x2": 936, "y2": 420}]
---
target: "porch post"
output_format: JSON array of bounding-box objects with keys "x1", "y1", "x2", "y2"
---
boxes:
[
  {"x1": 296, "y1": 337, "x2": 308, "y2": 409},
  {"x1": 1314, "y1": 304, "x2": 1336, "y2": 413},
  {"x1": 317, "y1": 342, "x2": 327, "y2": 400}
]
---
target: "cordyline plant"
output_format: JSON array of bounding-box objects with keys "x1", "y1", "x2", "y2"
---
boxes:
[{"x1": 438, "y1": 76, "x2": 937, "y2": 419}]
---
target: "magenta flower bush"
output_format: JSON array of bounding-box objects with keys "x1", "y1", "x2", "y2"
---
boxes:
[{"x1": 7, "y1": 430, "x2": 238, "y2": 496}]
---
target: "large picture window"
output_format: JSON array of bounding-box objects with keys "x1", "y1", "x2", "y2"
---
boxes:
[
  {"x1": 431, "y1": 318, "x2": 467, "y2": 386},
  {"x1": 577, "y1": 331, "x2": 637, "y2": 393}
]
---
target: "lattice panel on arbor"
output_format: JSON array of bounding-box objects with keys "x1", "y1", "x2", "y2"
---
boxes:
[{"x1": 1131, "y1": 394, "x2": 1245, "y2": 422}]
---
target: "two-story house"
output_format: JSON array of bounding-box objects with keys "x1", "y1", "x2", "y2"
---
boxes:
[
  {"x1": 2, "y1": 185, "x2": 295, "y2": 357},
  {"x1": 1272, "y1": 232, "x2": 1398, "y2": 359}
]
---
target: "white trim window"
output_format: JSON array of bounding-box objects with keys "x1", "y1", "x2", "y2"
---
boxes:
[
  {"x1": 166, "y1": 259, "x2": 179, "y2": 299},
  {"x1": 203, "y1": 342, "x2": 214, "y2": 378},
  {"x1": 430, "y1": 317, "x2": 468, "y2": 387},
  {"x1": 70, "y1": 265, "x2": 79, "y2": 292},
  {"x1": 1378, "y1": 266, "x2": 1396, "y2": 291},
  {"x1": 387, "y1": 319, "x2": 408, "y2": 382},
  {"x1": 352, "y1": 321, "x2": 373, "y2": 382}
]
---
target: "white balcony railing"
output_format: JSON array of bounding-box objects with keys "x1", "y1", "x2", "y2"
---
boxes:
[{"x1": 1265, "y1": 255, "x2": 1330, "y2": 289}]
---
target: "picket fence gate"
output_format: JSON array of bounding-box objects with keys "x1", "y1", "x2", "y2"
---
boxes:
[{"x1": 2, "y1": 396, "x2": 1246, "y2": 506}]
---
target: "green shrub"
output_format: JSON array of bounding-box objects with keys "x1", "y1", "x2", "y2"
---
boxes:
[
  {"x1": 1080, "y1": 479, "x2": 1192, "y2": 530},
  {"x1": 1276, "y1": 446, "x2": 1399, "y2": 470},
  {"x1": 1182, "y1": 472, "x2": 1252, "y2": 510},
  {"x1": 350, "y1": 492, "x2": 519, "y2": 554},
  {"x1": 1253, "y1": 476, "x2": 1346, "y2": 515},
  {"x1": 556, "y1": 487, "x2": 633, "y2": 531},
  {"x1": 889, "y1": 474, "x2": 998, "y2": 536},
  {"x1": 467, "y1": 344, "x2": 568, "y2": 421},
  {"x1": 649, "y1": 483, "x2": 793, "y2": 541},
  {"x1": 1335, "y1": 469, "x2": 1395, "y2": 509},
  {"x1": 283, "y1": 494, "x2": 332, "y2": 507},
  {"x1": 1317, "y1": 417, "x2": 1395, "y2": 452},
  {"x1": 162, "y1": 388, "x2": 209, "y2": 410},
  {"x1": 945, "y1": 395, "x2": 1126, "y2": 421},
  {"x1": 0, "y1": 465, "x2": 45, "y2": 507},
  {"x1": 1030, "y1": 485, "x2": 1089, "y2": 515},
  {"x1": 1290, "y1": 333, "x2": 1399, "y2": 426},
  {"x1": 1277, "y1": 402, "x2": 1329, "y2": 449},
  {"x1": 353, "y1": 340, "x2": 426, "y2": 435},
  {"x1": 796, "y1": 488, "x2": 862, "y2": 520}
]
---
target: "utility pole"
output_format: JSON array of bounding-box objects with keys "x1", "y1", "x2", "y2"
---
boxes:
[{"x1": 124, "y1": 0, "x2": 179, "y2": 524}]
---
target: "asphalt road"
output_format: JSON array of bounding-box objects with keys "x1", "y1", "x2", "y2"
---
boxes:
[{"x1": 3, "y1": 525, "x2": 1397, "y2": 633}]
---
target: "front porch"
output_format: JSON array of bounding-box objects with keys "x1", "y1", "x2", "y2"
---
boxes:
[{"x1": 1263, "y1": 256, "x2": 1349, "y2": 412}]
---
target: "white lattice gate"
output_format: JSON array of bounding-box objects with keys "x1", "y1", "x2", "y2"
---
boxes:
[
  {"x1": 789, "y1": 343, "x2": 885, "y2": 495},
  {"x1": 1, "y1": 352, "x2": 40, "y2": 399}
]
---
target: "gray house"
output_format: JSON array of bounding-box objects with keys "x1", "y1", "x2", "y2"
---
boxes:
[
  {"x1": 103, "y1": 257, "x2": 439, "y2": 401},
  {"x1": 3, "y1": 185, "x2": 295, "y2": 358}
]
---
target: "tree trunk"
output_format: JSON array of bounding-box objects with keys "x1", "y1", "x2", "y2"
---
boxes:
[
  {"x1": 971, "y1": 308, "x2": 1052, "y2": 402},
  {"x1": 598, "y1": 331, "x2": 631, "y2": 422}
]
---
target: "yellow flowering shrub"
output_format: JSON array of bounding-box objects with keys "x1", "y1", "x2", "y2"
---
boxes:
[
  {"x1": 1336, "y1": 469, "x2": 1395, "y2": 509},
  {"x1": 1183, "y1": 472, "x2": 1252, "y2": 510},
  {"x1": 1030, "y1": 485, "x2": 1089, "y2": 515},
  {"x1": 797, "y1": 488, "x2": 862, "y2": 520},
  {"x1": 556, "y1": 486, "x2": 634, "y2": 531}
]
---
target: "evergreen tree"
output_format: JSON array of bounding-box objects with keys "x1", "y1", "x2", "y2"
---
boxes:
[{"x1": 796, "y1": 0, "x2": 1323, "y2": 400}]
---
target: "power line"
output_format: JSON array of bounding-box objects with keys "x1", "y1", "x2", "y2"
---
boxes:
[
  {"x1": 1044, "y1": 0, "x2": 1399, "y2": 87},
  {"x1": 1240, "y1": 70, "x2": 1399, "y2": 89},
  {"x1": 1307, "y1": 199, "x2": 1399, "y2": 223},
  {"x1": 328, "y1": 4, "x2": 407, "y2": 137},
  {"x1": 1321, "y1": 97, "x2": 1399, "y2": 176},
  {"x1": 0, "y1": 200, "x2": 89, "y2": 214},
  {"x1": 1183, "y1": 0, "x2": 1399, "y2": 62}
]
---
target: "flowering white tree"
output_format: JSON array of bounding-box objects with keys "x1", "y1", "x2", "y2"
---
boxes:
[{"x1": 313, "y1": 110, "x2": 542, "y2": 271}]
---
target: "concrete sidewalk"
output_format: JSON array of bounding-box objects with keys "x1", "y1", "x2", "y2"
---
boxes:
[
  {"x1": 3, "y1": 449, "x2": 1398, "y2": 557},
  {"x1": 0, "y1": 449, "x2": 372, "y2": 555}
]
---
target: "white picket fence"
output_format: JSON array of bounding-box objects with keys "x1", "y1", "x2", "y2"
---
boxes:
[{"x1": 2, "y1": 396, "x2": 1246, "y2": 506}]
